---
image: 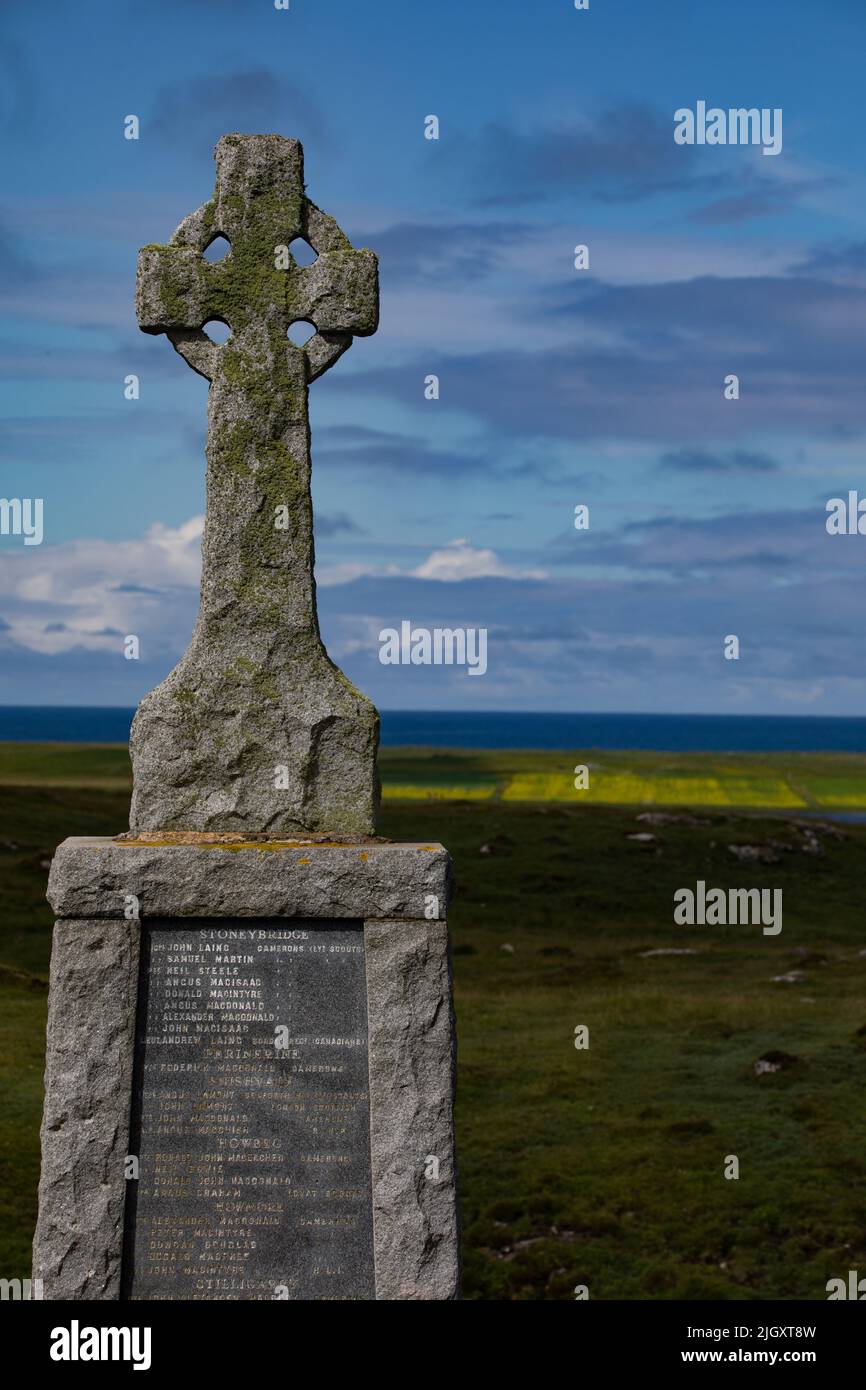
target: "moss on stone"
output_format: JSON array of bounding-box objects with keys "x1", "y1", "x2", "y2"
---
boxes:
[{"x1": 227, "y1": 656, "x2": 280, "y2": 704}]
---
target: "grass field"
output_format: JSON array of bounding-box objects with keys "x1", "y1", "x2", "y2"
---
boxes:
[
  {"x1": 1, "y1": 743, "x2": 865, "y2": 1299},
  {"x1": 4, "y1": 742, "x2": 866, "y2": 812}
]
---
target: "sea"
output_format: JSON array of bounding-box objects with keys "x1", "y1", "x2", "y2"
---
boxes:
[{"x1": 0, "y1": 706, "x2": 865, "y2": 753}]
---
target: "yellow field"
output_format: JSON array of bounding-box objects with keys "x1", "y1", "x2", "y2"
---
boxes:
[{"x1": 499, "y1": 770, "x2": 808, "y2": 807}]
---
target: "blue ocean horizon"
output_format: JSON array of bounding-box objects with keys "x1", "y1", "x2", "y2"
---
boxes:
[{"x1": 0, "y1": 706, "x2": 865, "y2": 753}]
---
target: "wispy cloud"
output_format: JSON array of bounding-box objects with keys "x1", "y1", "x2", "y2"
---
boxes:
[
  {"x1": 147, "y1": 68, "x2": 330, "y2": 155},
  {"x1": 658, "y1": 448, "x2": 781, "y2": 474},
  {"x1": 458, "y1": 105, "x2": 702, "y2": 206}
]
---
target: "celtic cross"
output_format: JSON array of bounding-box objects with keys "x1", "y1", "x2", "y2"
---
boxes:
[{"x1": 129, "y1": 134, "x2": 380, "y2": 837}]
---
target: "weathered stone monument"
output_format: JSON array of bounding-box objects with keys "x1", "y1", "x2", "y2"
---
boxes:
[{"x1": 33, "y1": 135, "x2": 459, "y2": 1301}]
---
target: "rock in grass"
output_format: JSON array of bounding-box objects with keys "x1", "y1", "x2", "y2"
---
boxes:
[
  {"x1": 638, "y1": 947, "x2": 700, "y2": 957},
  {"x1": 727, "y1": 843, "x2": 782, "y2": 864},
  {"x1": 636, "y1": 812, "x2": 710, "y2": 827},
  {"x1": 754, "y1": 1050, "x2": 801, "y2": 1076},
  {"x1": 479, "y1": 833, "x2": 515, "y2": 857},
  {"x1": 790, "y1": 947, "x2": 828, "y2": 966},
  {"x1": 791, "y1": 818, "x2": 846, "y2": 841}
]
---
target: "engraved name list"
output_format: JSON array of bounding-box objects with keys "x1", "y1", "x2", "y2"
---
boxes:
[{"x1": 121, "y1": 920, "x2": 375, "y2": 1301}]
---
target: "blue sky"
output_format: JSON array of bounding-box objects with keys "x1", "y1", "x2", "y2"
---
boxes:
[{"x1": 2, "y1": 0, "x2": 866, "y2": 712}]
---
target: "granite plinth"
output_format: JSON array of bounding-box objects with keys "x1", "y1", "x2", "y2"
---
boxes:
[{"x1": 33, "y1": 837, "x2": 459, "y2": 1301}]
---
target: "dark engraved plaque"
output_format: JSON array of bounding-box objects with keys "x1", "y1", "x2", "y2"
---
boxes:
[{"x1": 121, "y1": 920, "x2": 375, "y2": 1300}]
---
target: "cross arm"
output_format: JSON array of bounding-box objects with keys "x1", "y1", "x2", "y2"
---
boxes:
[
  {"x1": 136, "y1": 243, "x2": 213, "y2": 333},
  {"x1": 292, "y1": 248, "x2": 379, "y2": 337}
]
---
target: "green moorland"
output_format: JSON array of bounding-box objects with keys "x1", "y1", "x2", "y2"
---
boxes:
[{"x1": 1, "y1": 742, "x2": 865, "y2": 1300}]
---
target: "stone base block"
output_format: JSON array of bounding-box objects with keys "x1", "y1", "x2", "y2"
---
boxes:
[{"x1": 33, "y1": 836, "x2": 459, "y2": 1301}]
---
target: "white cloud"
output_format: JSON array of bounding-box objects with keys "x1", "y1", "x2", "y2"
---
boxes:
[
  {"x1": 0, "y1": 516, "x2": 203, "y2": 654},
  {"x1": 316, "y1": 539, "x2": 546, "y2": 586},
  {"x1": 411, "y1": 538, "x2": 546, "y2": 582}
]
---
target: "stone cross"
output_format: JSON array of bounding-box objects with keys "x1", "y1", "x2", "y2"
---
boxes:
[
  {"x1": 131, "y1": 134, "x2": 379, "y2": 837},
  {"x1": 33, "y1": 138, "x2": 459, "y2": 1307}
]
